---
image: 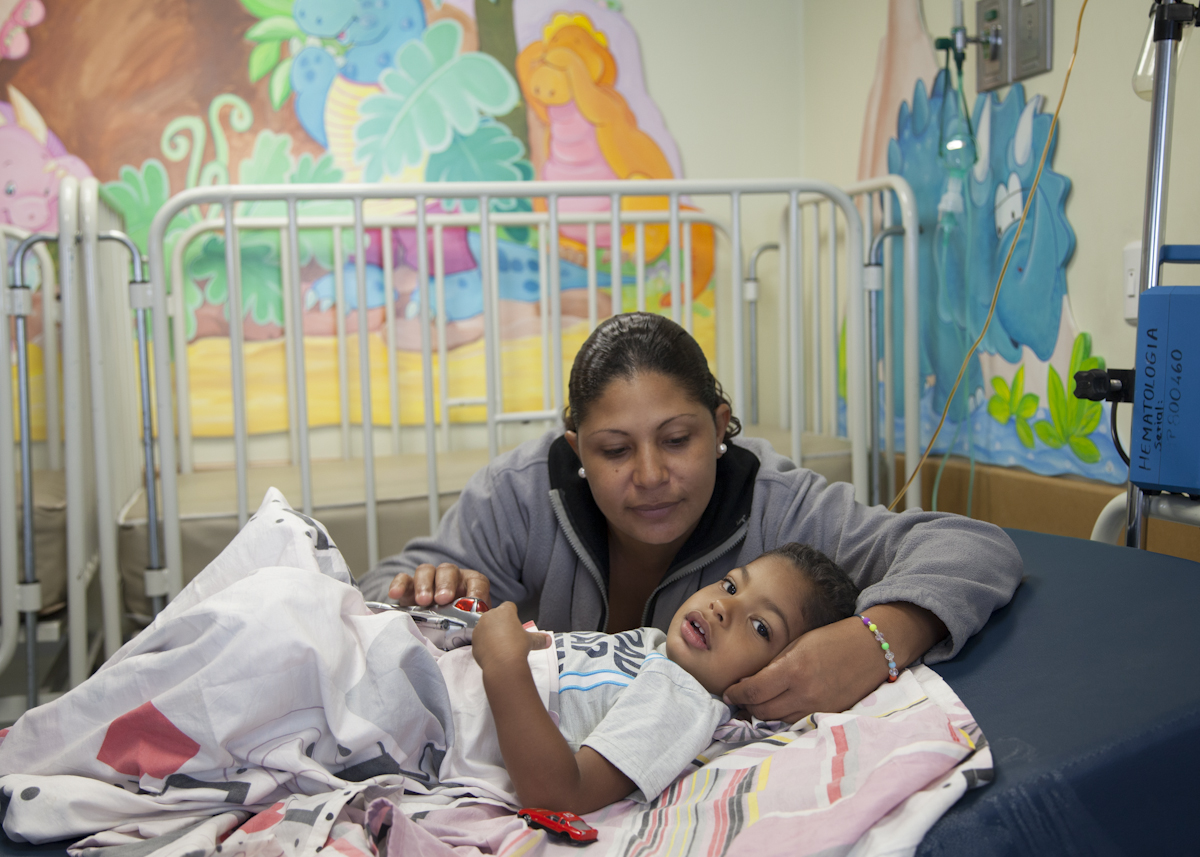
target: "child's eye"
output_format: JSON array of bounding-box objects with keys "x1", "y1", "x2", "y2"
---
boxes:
[
  {"x1": 720, "y1": 578, "x2": 736, "y2": 595},
  {"x1": 753, "y1": 619, "x2": 770, "y2": 640}
]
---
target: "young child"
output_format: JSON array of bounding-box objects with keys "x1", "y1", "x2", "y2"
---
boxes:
[
  {"x1": 0, "y1": 527, "x2": 856, "y2": 841},
  {"x1": 467, "y1": 542, "x2": 859, "y2": 814}
]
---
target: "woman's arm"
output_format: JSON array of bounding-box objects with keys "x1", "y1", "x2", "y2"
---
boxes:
[
  {"x1": 724, "y1": 441, "x2": 1022, "y2": 721},
  {"x1": 746, "y1": 441, "x2": 1023, "y2": 662},
  {"x1": 473, "y1": 604, "x2": 635, "y2": 814}
]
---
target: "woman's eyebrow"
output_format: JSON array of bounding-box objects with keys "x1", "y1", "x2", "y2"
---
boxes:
[
  {"x1": 586, "y1": 413, "x2": 697, "y2": 437},
  {"x1": 738, "y1": 565, "x2": 792, "y2": 640}
]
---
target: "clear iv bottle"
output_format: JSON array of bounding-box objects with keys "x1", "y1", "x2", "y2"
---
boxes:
[{"x1": 1133, "y1": 9, "x2": 1193, "y2": 100}]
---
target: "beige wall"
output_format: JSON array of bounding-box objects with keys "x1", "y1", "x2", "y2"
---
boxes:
[
  {"x1": 621, "y1": 1, "x2": 1200, "y2": 445},
  {"x1": 803, "y1": 0, "x2": 1200, "y2": 389},
  {"x1": 619, "y1": 0, "x2": 808, "y2": 422}
]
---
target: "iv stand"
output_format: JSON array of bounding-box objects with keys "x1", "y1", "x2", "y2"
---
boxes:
[{"x1": 1126, "y1": 1, "x2": 1191, "y2": 549}]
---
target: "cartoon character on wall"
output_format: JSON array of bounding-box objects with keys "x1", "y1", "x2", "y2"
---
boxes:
[
  {"x1": 290, "y1": 0, "x2": 426, "y2": 151},
  {"x1": 0, "y1": 0, "x2": 44, "y2": 60},
  {"x1": 1, "y1": 85, "x2": 92, "y2": 233},
  {"x1": 516, "y1": 12, "x2": 714, "y2": 307},
  {"x1": 886, "y1": 70, "x2": 1123, "y2": 484}
]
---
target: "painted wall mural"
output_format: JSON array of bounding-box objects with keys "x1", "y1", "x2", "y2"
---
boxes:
[
  {"x1": 886, "y1": 70, "x2": 1124, "y2": 485},
  {"x1": 2, "y1": 0, "x2": 715, "y2": 441}
]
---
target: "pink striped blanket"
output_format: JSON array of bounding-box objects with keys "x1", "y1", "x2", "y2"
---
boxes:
[{"x1": 0, "y1": 489, "x2": 990, "y2": 857}]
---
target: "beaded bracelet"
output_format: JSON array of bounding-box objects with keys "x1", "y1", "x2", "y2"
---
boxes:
[{"x1": 858, "y1": 614, "x2": 899, "y2": 683}]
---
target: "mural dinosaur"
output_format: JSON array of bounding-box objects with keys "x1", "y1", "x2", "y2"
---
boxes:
[{"x1": 517, "y1": 12, "x2": 714, "y2": 306}]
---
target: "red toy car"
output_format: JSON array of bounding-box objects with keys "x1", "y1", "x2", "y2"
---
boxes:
[{"x1": 517, "y1": 808, "x2": 598, "y2": 844}]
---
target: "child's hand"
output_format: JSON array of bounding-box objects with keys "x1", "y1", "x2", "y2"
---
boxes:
[{"x1": 472, "y1": 602, "x2": 552, "y2": 674}]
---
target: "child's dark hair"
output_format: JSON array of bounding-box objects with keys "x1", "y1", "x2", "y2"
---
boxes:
[
  {"x1": 564, "y1": 312, "x2": 741, "y2": 441},
  {"x1": 765, "y1": 543, "x2": 859, "y2": 632}
]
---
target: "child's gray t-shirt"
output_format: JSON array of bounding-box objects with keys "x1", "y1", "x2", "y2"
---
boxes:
[{"x1": 551, "y1": 628, "x2": 734, "y2": 801}]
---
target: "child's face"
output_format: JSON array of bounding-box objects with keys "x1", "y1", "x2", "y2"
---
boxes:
[{"x1": 665, "y1": 555, "x2": 810, "y2": 696}]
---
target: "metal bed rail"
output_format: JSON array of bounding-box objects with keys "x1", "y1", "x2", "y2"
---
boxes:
[
  {"x1": 163, "y1": 208, "x2": 729, "y2": 475},
  {"x1": 79, "y1": 178, "x2": 145, "y2": 658},
  {"x1": 1, "y1": 217, "x2": 64, "y2": 706},
  {"x1": 769, "y1": 176, "x2": 919, "y2": 509},
  {"x1": 146, "y1": 179, "x2": 868, "y2": 602},
  {"x1": 0, "y1": 177, "x2": 134, "y2": 714},
  {"x1": 1, "y1": 226, "x2": 61, "y2": 473}
]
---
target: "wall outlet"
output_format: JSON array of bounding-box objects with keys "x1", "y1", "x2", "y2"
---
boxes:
[
  {"x1": 1124, "y1": 240, "x2": 1141, "y2": 326},
  {"x1": 1011, "y1": 0, "x2": 1053, "y2": 83},
  {"x1": 976, "y1": 0, "x2": 1053, "y2": 92}
]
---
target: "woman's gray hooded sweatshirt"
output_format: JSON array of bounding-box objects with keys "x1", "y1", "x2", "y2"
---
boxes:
[{"x1": 359, "y1": 431, "x2": 1023, "y2": 663}]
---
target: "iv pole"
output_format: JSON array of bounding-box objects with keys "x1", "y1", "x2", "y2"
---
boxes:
[{"x1": 1126, "y1": 1, "x2": 1193, "y2": 549}]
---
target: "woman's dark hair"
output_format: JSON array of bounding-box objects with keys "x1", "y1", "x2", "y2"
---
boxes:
[
  {"x1": 564, "y1": 312, "x2": 741, "y2": 441},
  {"x1": 765, "y1": 542, "x2": 860, "y2": 633}
]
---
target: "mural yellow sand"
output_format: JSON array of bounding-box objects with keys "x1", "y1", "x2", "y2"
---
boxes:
[{"x1": 187, "y1": 314, "x2": 715, "y2": 438}]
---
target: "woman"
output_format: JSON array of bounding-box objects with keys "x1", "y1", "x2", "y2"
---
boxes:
[{"x1": 359, "y1": 313, "x2": 1022, "y2": 721}]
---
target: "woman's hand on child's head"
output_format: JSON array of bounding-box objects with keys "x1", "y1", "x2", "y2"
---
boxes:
[
  {"x1": 471, "y1": 602, "x2": 552, "y2": 674},
  {"x1": 388, "y1": 563, "x2": 491, "y2": 608},
  {"x1": 721, "y1": 603, "x2": 947, "y2": 722},
  {"x1": 720, "y1": 617, "x2": 883, "y2": 722}
]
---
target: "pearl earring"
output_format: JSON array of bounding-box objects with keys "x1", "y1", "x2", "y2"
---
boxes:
[
  {"x1": 718, "y1": 443, "x2": 727, "y2": 456},
  {"x1": 578, "y1": 466, "x2": 587, "y2": 479}
]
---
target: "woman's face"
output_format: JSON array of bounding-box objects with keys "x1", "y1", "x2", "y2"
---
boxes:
[{"x1": 566, "y1": 371, "x2": 731, "y2": 554}]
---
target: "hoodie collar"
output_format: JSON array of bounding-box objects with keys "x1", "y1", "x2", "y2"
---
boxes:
[{"x1": 547, "y1": 434, "x2": 760, "y2": 582}]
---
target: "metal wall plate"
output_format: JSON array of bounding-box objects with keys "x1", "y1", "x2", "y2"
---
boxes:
[
  {"x1": 976, "y1": 0, "x2": 1053, "y2": 92},
  {"x1": 1011, "y1": 0, "x2": 1053, "y2": 83}
]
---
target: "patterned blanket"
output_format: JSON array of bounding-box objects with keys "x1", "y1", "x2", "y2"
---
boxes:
[{"x1": 0, "y1": 489, "x2": 991, "y2": 857}]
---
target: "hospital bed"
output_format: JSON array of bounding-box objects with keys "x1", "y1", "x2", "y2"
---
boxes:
[
  {"x1": 0, "y1": 178, "x2": 137, "y2": 719},
  {"x1": 3, "y1": 527, "x2": 1193, "y2": 855}
]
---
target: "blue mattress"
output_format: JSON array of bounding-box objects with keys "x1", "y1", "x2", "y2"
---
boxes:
[
  {"x1": 919, "y1": 529, "x2": 1200, "y2": 855},
  {"x1": 4, "y1": 529, "x2": 1198, "y2": 855}
]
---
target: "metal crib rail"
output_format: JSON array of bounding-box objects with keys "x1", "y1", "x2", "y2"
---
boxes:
[
  {"x1": 146, "y1": 179, "x2": 868, "y2": 604},
  {"x1": 163, "y1": 207, "x2": 727, "y2": 476},
  {"x1": 783, "y1": 176, "x2": 919, "y2": 509}
]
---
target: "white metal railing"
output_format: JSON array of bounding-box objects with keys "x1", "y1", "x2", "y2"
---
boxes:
[
  {"x1": 1, "y1": 221, "x2": 61, "y2": 700},
  {"x1": 79, "y1": 178, "x2": 143, "y2": 660},
  {"x1": 1, "y1": 226, "x2": 61, "y2": 472},
  {"x1": 165, "y1": 208, "x2": 729, "y2": 475},
  {"x1": 0, "y1": 177, "x2": 133, "y2": 714},
  {"x1": 778, "y1": 177, "x2": 920, "y2": 509},
  {"x1": 146, "y1": 179, "x2": 868, "y2": 601}
]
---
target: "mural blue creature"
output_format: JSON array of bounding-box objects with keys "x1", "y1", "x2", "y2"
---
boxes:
[
  {"x1": 886, "y1": 69, "x2": 1123, "y2": 484},
  {"x1": 290, "y1": 0, "x2": 427, "y2": 147},
  {"x1": 403, "y1": 231, "x2": 636, "y2": 322}
]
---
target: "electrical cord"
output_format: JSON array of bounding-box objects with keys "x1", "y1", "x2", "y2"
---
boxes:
[
  {"x1": 1110, "y1": 400, "x2": 1130, "y2": 466},
  {"x1": 889, "y1": 0, "x2": 1090, "y2": 512}
]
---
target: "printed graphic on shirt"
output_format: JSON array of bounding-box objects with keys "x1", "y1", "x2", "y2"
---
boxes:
[{"x1": 554, "y1": 629, "x2": 667, "y2": 694}]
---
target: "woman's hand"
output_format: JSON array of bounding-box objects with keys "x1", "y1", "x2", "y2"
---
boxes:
[
  {"x1": 722, "y1": 602, "x2": 947, "y2": 722},
  {"x1": 472, "y1": 602, "x2": 552, "y2": 674},
  {"x1": 386, "y1": 563, "x2": 491, "y2": 607}
]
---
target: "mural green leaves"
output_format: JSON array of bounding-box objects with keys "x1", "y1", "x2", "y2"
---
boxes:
[
  {"x1": 239, "y1": 0, "x2": 295, "y2": 17},
  {"x1": 355, "y1": 20, "x2": 520, "y2": 182},
  {"x1": 1034, "y1": 333, "x2": 1105, "y2": 463},
  {"x1": 425, "y1": 121, "x2": 532, "y2": 188},
  {"x1": 239, "y1": 1, "x2": 340, "y2": 109},
  {"x1": 189, "y1": 236, "x2": 284, "y2": 328},
  {"x1": 99, "y1": 160, "x2": 173, "y2": 255},
  {"x1": 988, "y1": 365, "x2": 1039, "y2": 449}
]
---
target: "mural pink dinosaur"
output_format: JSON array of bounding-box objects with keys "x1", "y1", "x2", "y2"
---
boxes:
[
  {"x1": 0, "y1": 0, "x2": 44, "y2": 61},
  {"x1": 0, "y1": 84, "x2": 91, "y2": 233}
]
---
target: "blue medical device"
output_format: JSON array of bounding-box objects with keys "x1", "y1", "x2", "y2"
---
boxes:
[{"x1": 1129, "y1": 246, "x2": 1200, "y2": 495}]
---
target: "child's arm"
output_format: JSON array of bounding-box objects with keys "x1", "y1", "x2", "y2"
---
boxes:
[{"x1": 472, "y1": 603, "x2": 635, "y2": 814}]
